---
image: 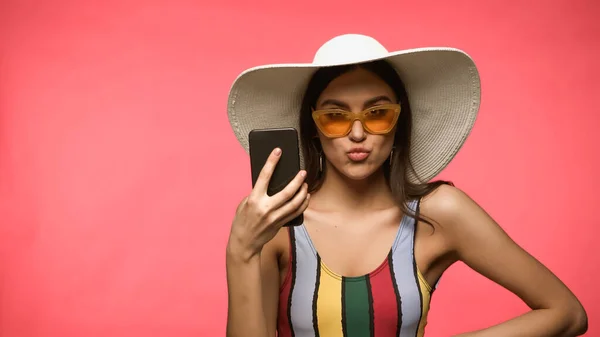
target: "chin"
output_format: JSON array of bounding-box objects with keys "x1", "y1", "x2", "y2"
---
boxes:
[{"x1": 341, "y1": 164, "x2": 379, "y2": 181}]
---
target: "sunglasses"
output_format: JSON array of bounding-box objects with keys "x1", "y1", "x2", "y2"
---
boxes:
[{"x1": 311, "y1": 103, "x2": 401, "y2": 138}]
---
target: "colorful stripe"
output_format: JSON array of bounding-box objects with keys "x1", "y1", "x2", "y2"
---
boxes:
[
  {"x1": 342, "y1": 276, "x2": 373, "y2": 337},
  {"x1": 416, "y1": 271, "x2": 433, "y2": 336},
  {"x1": 315, "y1": 263, "x2": 342, "y2": 336},
  {"x1": 288, "y1": 226, "x2": 319, "y2": 337},
  {"x1": 279, "y1": 278, "x2": 294, "y2": 337},
  {"x1": 393, "y1": 214, "x2": 422, "y2": 337},
  {"x1": 312, "y1": 255, "x2": 322, "y2": 337},
  {"x1": 370, "y1": 253, "x2": 401, "y2": 336},
  {"x1": 279, "y1": 200, "x2": 434, "y2": 337}
]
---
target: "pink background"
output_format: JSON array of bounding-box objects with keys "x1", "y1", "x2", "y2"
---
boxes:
[{"x1": 0, "y1": 0, "x2": 598, "y2": 336}]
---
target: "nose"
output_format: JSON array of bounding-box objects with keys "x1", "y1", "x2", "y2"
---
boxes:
[{"x1": 348, "y1": 120, "x2": 366, "y2": 142}]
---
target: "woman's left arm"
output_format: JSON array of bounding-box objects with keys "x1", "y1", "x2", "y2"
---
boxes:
[{"x1": 425, "y1": 185, "x2": 588, "y2": 337}]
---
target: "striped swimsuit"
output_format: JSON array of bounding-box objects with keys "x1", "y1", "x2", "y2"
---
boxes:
[{"x1": 277, "y1": 199, "x2": 436, "y2": 337}]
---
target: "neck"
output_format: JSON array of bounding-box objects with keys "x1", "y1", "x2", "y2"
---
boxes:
[{"x1": 310, "y1": 163, "x2": 397, "y2": 212}]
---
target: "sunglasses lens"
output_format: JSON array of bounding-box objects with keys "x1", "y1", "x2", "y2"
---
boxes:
[
  {"x1": 316, "y1": 112, "x2": 352, "y2": 136},
  {"x1": 364, "y1": 107, "x2": 397, "y2": 133}
]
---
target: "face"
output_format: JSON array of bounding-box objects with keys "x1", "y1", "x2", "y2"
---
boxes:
[{"x1": 314, "y1": 67, "x2": 398, "y2": 181}]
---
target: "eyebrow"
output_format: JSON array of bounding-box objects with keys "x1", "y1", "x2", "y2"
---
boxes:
[{"x1": 318, "y1": 95, "x2": 394, "y2": 110}]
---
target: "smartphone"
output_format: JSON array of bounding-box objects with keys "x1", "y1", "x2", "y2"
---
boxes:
[{"x1": 249, "y1": 127, "x2": 304, "y2": 227}]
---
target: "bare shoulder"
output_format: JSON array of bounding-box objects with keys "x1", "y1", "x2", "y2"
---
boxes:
[
  {"x1": 419, "y1": 183, "x2": 477, "y2": 230},
  {"x1": 419, "y1": 183, "x2": 514, "y2": 255}
]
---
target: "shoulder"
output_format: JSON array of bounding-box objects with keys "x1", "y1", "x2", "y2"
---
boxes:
[
  {"x1": 418, "y1": 183, "x2": 497, "y2": 245},
  {"x1": 419, "y1": 183, "x2": 477, "y2": 227},
  {"x1": 419, "y1": 183, "x2": 511, "y2": 255}
]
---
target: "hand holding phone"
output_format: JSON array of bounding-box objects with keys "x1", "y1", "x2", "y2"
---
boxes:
[{"x1": 227, "y1": 128, "x2": 310, "y2": 261}]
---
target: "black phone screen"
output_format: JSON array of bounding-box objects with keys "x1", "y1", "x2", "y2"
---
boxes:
[{"x1": 248, "y1": 127, "x2": 303, "y2": 226}]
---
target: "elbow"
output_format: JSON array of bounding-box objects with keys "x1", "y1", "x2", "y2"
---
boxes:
[
  {"x1": 566, "y1": 303, "x2": 588, "y2": 336},
  {"x1": 572, "y1": 310, "x2": 588, "y2": 336}
]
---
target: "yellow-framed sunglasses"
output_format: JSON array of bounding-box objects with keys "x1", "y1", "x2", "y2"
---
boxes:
[{"x1": 311, "y1": 103, "x2": 401, "y2": 138}]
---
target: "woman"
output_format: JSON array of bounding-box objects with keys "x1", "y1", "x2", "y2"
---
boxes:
[{"x1": 224, "y1": 34, "x2": 587, "y2": 337}]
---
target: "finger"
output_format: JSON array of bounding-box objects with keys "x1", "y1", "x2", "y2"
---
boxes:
[
  {"x1": 278, "y1": 191, "x2": 311, "y2": 226},
  {"x1": 271, "y1": 183, "x2": 308, "y2": 222},
  {"x1": 251, "y1": 148, "x2": 282, "y2": 197},
  {"x1": 270, "y1": 169, "x2": 307, "y2": 208}
]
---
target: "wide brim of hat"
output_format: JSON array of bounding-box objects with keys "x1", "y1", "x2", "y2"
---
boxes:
[{"x1": 227, "y1": 47, "x2": 481, "y2": 183}]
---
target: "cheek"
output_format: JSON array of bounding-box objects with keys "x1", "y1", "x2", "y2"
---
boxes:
[
  {"x1": 320, "y1": 138, "x2": 343, "y2": 158},
  {"x1": 378, "y1": 136, "x2": 395, "y2": 154}
]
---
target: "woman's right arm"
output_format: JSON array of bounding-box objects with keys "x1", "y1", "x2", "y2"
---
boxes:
[
  {"x1": 226, "y1": 231, "x2": 285, "y2": 337},
  {"x1": 226, "y1": 148, "x2": 309, "y2": 337}
]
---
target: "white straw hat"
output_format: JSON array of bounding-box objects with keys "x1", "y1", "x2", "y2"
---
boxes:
[{"x1": 227, "y1": 34, "x2": 481, "y2": 182}]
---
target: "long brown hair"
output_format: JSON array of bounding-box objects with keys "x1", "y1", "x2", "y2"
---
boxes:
[{"x1": 298, "y1": 60, "x2": 452, "y2": 226}]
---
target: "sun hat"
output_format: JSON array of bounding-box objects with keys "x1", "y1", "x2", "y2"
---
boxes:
[{"x1": 227, "y1": 33, "x2": 481, "y2": 183}]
